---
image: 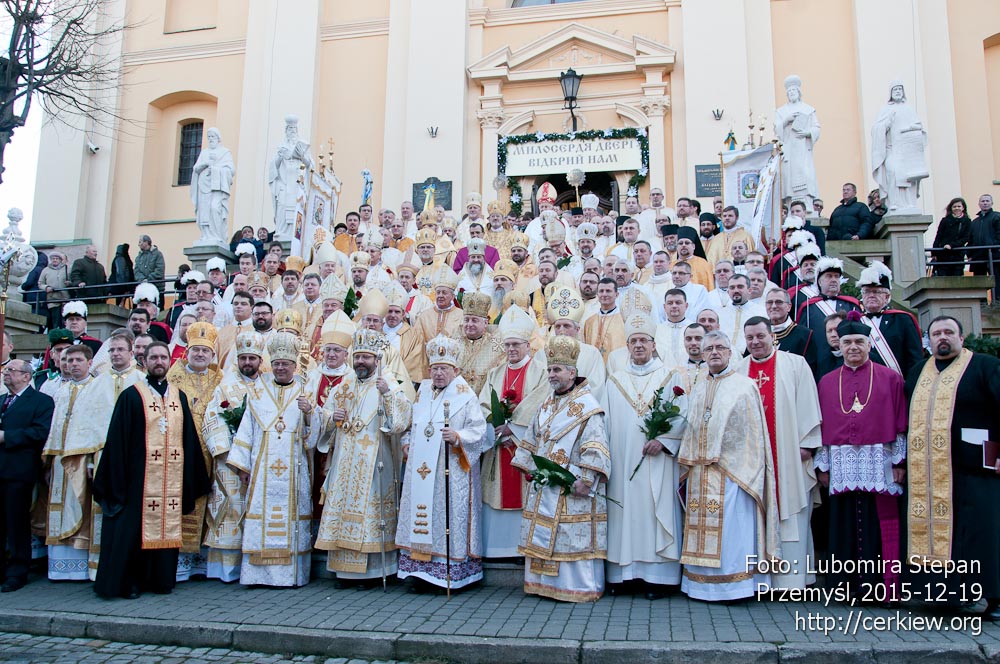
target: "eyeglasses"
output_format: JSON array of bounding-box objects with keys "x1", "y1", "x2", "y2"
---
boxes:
[
  {"x1": 502, "y1": 341, "x2": 527, "y2": 350},
  {"x1": 2, "y1": 368, "x2": 29, "y2": 375}
]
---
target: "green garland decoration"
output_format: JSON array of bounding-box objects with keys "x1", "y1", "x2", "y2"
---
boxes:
[{"x1": 498, "y1": 127, "x2": 650, "y2": 218}]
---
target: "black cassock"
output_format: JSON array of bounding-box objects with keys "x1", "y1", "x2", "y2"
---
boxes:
[
  {"x1": 92, "y1": 378, "x2": 210, "y2": 599},
  {"x1": 904, "y1": 353, "x2": 1000, "y2": 602}
]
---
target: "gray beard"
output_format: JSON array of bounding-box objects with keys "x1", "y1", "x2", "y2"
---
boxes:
[
  {"x1": 492, "y1": 287, "x2": 507, "y2": 312},
  {"x1": 469, "y1": 262, "x2": 483, "y2": 277}
]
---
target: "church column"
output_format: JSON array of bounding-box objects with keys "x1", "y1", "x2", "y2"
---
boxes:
[
  {"x1": 477, "y1": 101, "x2": 505, "y2": 201},
  {"x1": 639, "y1": 69, "x2": 670, "y2": 194}
]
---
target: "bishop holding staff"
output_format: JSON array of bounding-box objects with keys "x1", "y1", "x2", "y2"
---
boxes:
[
  {"x1": 228, "y1": 332, "x2": 317, "y2": 587},
  {"x1": 601, "y1": 312, "x2": 687, "y2": 599},
  {"x1": 313, "y1": 328, "x2": 412, "y2": 588},
  {"x1": 396, "y1": 335, "x2": 489, "y2": 593},
  {"x1": 93, "y1": 343, "x2": 211, "y2": 599},
  {"x1": 512, "y1": 335, "x2": 610, "y2": 602}
]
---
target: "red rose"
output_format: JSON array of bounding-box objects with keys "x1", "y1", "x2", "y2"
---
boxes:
[
  {"x1": 672, "y1": 386, "x2": 685, "y2": 397},
  {"x1": 503, "y1": 389, "x2": 517, "y2": 402},
  {"x1": 220, "y1": 400, "x2": 231, "y2": 409}
]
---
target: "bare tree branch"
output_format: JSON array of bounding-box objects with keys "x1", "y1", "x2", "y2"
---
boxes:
[{"x1": 0, "y1": 0, "x2": 136, "y2": 182}]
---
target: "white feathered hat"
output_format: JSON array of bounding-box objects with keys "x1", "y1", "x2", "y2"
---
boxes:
[
  {"x1": 62, "y1": 301, "x2": 88, "y2": 319},
  {"x1": 787, "y1": 229, "x2": 816, "y2": 250},
  {"x1": 133, "y1": 282, "x2": 159, "y2": 304},
  {"x1": 206, "y1": 257, "x2": 227, "y2": 273},
  {"x1": 857, "y1": 260, "x2": 892, "y2": 290},
  {"x1": 782, "y1": 215, "x2": 806, "y2": 231},
  {"x1": 180, "y1": 270, "x2": 205, "y2": 285},
  {"x1": 794, "y1": 242, "x2": 822, "y2": 263},
  {"x1": 234, "y1": 242, "x2": 257, "y2": 259},
  {"x1": 815, "y1": 256, "x2": 844, "y2": 277}
]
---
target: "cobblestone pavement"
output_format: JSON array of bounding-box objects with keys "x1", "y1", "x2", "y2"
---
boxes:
[
  {"x1": 2, "y1": 572, "x2": 1000, "y2": 663},
  {"x1": 0, "y1": 632, "x2": 413, "y2": 664}
]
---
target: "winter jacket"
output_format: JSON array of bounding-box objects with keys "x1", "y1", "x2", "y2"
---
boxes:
[
  {"x1": 134, "y1": 245, "x2": 165, "y2": 284},
  {"x1": 37, "y1": 262, "x2": 71, "y2": 308},
  {"x1": 828, "y1": 197, "x2": 876, "y2": 241},
  {"x1": 69, "y1": 255, "x2": 108, "y2": 300}
]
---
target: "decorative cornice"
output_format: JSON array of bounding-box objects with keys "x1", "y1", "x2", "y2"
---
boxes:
[
  {"x1": 474, "y1": 0, "x2": 675, "y2": 27},
  {"x1": 320, "y1": 18, "x2": 390, "y2": 41},
  {"x1": 123, "y1": 39, "x2": 245, "y2": 66}
]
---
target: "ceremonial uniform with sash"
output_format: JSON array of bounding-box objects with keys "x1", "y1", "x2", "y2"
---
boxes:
[
  {"x1": 396, "y1": 336, "x2": 490, "y2": 590},
  {"x1": 513, "y1": 335, "x2": 609, "y2": 602}
]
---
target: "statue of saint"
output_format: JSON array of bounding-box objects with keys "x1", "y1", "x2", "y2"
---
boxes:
[
  {"x1": 871, "y1": 80, "x2": 929, "y2": 216},
  {"x1": 268, "y1": 115, "x2": 315, "y2": 240},
  {"x1": 190, "y1": 127, "x2": 236, "y2": 246},
  {"x1": 774, "y1": 74, "x2": 820, "y2": 211}
]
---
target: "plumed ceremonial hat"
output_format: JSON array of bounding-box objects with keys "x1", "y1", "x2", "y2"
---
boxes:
[
  {"x1": 62, "y1": 301, "x2": 88, "y2": 319},
  {"x1": 133, "y1": 282, "x2": 159, "y2": 304},
  {"x1": 234, "y1": 242, "x2": 257, "y2": 258},
  {"x1": 350, "y1": 251, "x2": 371, "y2": 271},
  {"x1": 467, "y1": 238, "x2": 486, "y2": 257},
  {"x1": 267, "y1": 331, "x2": 301, "y2": 363},
  {"x1": 857, "y1": 260, "x2": 892, "y2": 290},
  {"x1": 285, "y1": 256, "x2": 307, "y2": 273},
  {"x1": 235, "y1": 331, "x2": 265, "y2": 358},
  {"x1": 576, "y1": 222, "x2": 598, "y2": 241},
  {"x1": 425, "y1": 334, "x2": 462, "y2": 367},
  {"x1": 795, "y1": 241, "x2": 822, "y2": 262},
  {"x1": 537, "y1": 182, "x2": 558, "y2": 204},
  {"x1": 358, "y1": 287, "x2": 389, "y2": 319},
  {"x1": 462, "y1": 291, "x2": 492, "y2": 319},
  {"x1": 275, "y1": 308, "x2": 303, "y2": 335},
  {"x1": 787, "y1": 229, "x2": 816, "y2": 249},
  {"x1": 492, "y1": 259, "x2": 518, "y2": 283},
  {"x1": 206, "y1": 257, "x2": 227, "y2": 273},
  {"x1": 546, "y1": 286, "x2": 584, "y2": 324},
  {"x1": 434, "y1": 266, "x2": 460, "y2": 291},
  {"x1": 624, "y1": 312, "x2": 657, "y2": 340},
  {"x1": 352, "y1": 327, "x2": 387, "y2": 357},
  {"x1": 320, "y1": 275, "x2": 348, "y2": 303},
  {"x1": 816, "y1": 256, "x2": 844, "y2": 277},
  {"x1": 415, "y1": 228, "x2": 437, "y2": 248},
  {"x1": 545, "y1": 335, "x2": 580, "y2": 368},
  {"x1": 48, "y1": 328, "x2": 73, "y2": 346},
  {"x1": 782, "y1": 215, "x2": 806, "y2": 231},
  {"x1": 320, "y1": 310, "x2": 355, "y2": 348},
  {"x1": 186, "y1": 321, "x2": 217, "y2": 350},
  {"x1": 498, "y1": 304, "x2": 536, "y2": 342},
  {"x1": 837, "y1": 310, "x2": 870, "y2": 338},
  {"x1": 180, "y1": 270, "x2": 205, "y2": 286}
]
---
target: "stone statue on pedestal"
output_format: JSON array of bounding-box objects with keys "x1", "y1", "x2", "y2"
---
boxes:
[
  {"x1": 191, "y1": 127, "x2": 236, "y2": 246},
  {"x1": 268, "y1": 115, "x2": 315, "y2": 240},
  {"x1": 871, "y1": 80, "x2": 929, "y2": 216},
  {"x1": 4, "y1": 208, "x2": 38, "y2": 304},
  {"x1": 774, "y1": 74, "x2": 820, "y2": 211}
]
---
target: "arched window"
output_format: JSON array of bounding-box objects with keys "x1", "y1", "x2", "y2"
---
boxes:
[
  {"x1": 176, "y1": 121, "x2": 203, "y2": 185},
  {"x1": 511, "y1": 0, "x2": 588, "y2": 6}
]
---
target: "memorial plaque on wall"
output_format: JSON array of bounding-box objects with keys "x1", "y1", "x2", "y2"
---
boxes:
[
  {"x1": 412, "y1": 177, "x2": 453, "y2": 211},
  {"x1": 695, "y1": 164, "x2": 722, "y2": 198}
]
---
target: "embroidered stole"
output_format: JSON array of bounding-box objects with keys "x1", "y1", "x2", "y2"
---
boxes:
[
  {"x1": 136, "y1": 382, "x2": 185, "y2": 550},
  {"x1": 907, "y1": 349, "x2": 973, "y2": 562}
]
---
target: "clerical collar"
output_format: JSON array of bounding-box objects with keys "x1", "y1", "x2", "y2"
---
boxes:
[
  {"x1": 273, "y1": 379, "x2": 294, "y2": 387},
  {"x1": 722, "y1": 226, "x2": 738, "y2": 234},
  {"x1": 319, "y1": 363, "x2": 347, "y2": 377},
  {"x1": 843, "y1": 359, "x2": 870, "y2": 372},
  {"x1": 687, "y1": 358, "x2": 704, "y2": 366},
  {"x1": 600, "y1": 306, "x2": 617, "y2": 315},
  {"x1": 650, "y1": 273, "x2": 671, "y2": 284},
  {"x1": 146, "y1": 377, "x2": 168, "y2": 395},
  {"x1": 708, "y1": 365, "x2": 735, "y2": 379},
  {"x1": 185, "y1": 364, "x2": 208, "y2": 376},
  {"x1": 629, "y1": 358, "x2": 662, "y2": 376},
  {"x1": 436, "y1": 304, "x2": 454, "y2": 313},
  {"x1": 772, "y1": 318, "x2": 793, "y2": 334},
  {"x1": 666, "y1": 318, "x2": 686, "y2": 327},
  {"x1": 832, "y1": 349, "x2": 843, "y2": 358},
  {"x1": 110, "y1": 364, "x2": 133, "y2": 376},
  {"x1": 383, "y1": 322, "x2": 403, "y2": 335},
  {"x1": 235, "y1": 318, "x2": 249, "y2": 326},
  {"x1": 70, "y1": 375, "x2": 92, "y2": 385},
  {"x1": 750, "y1": 351, "x2": 777, "y2": 364},
  {"x1": 508, "y1": 355, "x2": 530, "y2": 370}
]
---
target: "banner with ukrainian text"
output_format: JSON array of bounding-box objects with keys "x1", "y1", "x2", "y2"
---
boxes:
[{"x1": 721, "y1": 144, "x2": 780, "y2": 246}]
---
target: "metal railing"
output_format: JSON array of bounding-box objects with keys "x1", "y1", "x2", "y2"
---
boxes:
[
  {"x1": 18, "y1": 276, "x2": 186, "y2": 314},
  {"x1": 924, "y1": 244, "x2": 999, "y2": 300}
]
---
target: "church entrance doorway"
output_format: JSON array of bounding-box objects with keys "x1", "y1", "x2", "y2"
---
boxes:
[{"x1": 526, "y1": 172, "x2": 618, "y2": 217}]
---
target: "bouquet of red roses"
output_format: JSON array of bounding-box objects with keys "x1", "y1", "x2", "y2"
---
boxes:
[
  {"x1": 219, "y1": 395, "x2": 247, "y2": 435},
  {"x1": 630, "y1": 385, "x2": 685, "y2": 481},
  {"x1": 488, "y1": 388, "x2": 516, "y2": 447}
]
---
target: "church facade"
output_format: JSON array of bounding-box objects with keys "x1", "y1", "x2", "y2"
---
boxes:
[{"x1": 31, "y1": 0, "x2": 1000, "y2": 265}]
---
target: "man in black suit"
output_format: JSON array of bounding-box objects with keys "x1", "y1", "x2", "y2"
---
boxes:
[{"x1": 0, "y1": 359, "x2": 55, "y2": 592}]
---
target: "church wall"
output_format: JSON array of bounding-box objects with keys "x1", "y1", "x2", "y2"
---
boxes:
[
  {"x1": 321, "y1": 0, "x2": 390, "y2": 24},
  {"x1": 124, "y1": 0, "x2": 248, "y2": 50},
  {"x1": 946, "y1": 1, "x2": 1000, "y2": 203},
  {"x1": 769, "y1": 0, "x2": 865, "y2": 206}
]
